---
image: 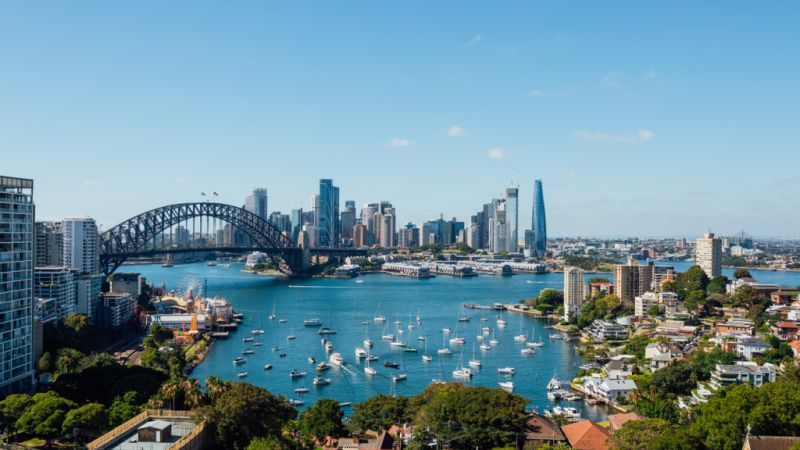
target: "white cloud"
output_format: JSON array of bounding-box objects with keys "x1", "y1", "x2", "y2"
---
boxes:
[
  {"x1": 600, "y1": 70, "x2": 620, "y2": 87},
  {"x1": 447, "y1": 126, "x2": 466, "y2": 138},
  {"x1": 465, "y1": 34, "x2": 482, "y2": 47},
  {"x1": 638, "y1": 129, "x2": 656, "y2": 140},
  {"x1": 486, "y1": 148, "x2": 506, "y2": 159},
  {"x1": 381, "y1": 138, "x2": 412, "y2": 148},
  {"x1": 528, "y1": 89, "x2": 543, "y2": 97},
  {"x1": 81, "y1": 180, "x2": 100, "y2": 186},
  {"x1": 574, "y1": 129, "x2": 656, "y2": 144},
  {"x1": 175, "y1": 177, "x2": 185, "y2": 184}
]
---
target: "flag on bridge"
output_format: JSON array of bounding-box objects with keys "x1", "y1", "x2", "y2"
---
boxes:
[{"x1": 213, "y1": 192, "x2": 219, "y2": 197}]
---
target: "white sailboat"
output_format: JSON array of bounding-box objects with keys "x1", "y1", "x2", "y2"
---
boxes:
[
  {"x1": 527, "y1": 330, "x2": 544, "y2": 348},
  {"x1": 373, "y1": 303, "x2": 386, "y2": 323},
  {"x1": 468, "y1": 343, "x2": 481, "y2": 368},
  {"x1": 437, "y1": 330, "x2": 452, "y2": 355},
  {"x1": 514, "y1": 319, "x2": 527, "y2": 342},
  {"x1": 363, "y1": 323, "x2": 373, "y2": 348},
  {"x1": 422, "y1": 339, "x2": 433, "y2": 363},
  {"x1": 496, "y1": 313, "x2": 507, "y2": 328},
  {"x1": 452, "y1": 349, "x2": 473, "y2": 379},
  {"x1": 268, "y1": 302, "x2": 276, "y2": 321},
  {"x1": 489, "y1": 329, "x2": 499, "y2": 346},
  {"x1": 392, "y1": 351, "x2": 407, "y2": 383},
  {"x1": 364, "y1": 348, "x2": 377, "y2": 376}
]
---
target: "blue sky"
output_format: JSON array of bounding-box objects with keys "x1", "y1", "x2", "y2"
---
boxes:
[{"x1": 2, "y1": 2, "x2": 799, "y2": 238}]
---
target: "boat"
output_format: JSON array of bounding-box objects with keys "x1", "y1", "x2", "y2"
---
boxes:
[
  {"x1": 289, "y1": 399, "x2": 304, "y2": 406},
  {"x1": 355, "y1": 347, "x2": 367, "y2": 359},
  {"x1": 268, "y1": 302, "x2": 276, "y2": 321},
  {"x1": 497, "y1": 367, "x2": 516, "y2": 375},
  {"x1": 498, "y1": 381, "x2": 515, "y2": 391},
  {"x1": 279, "y1": 353, "x2": 287, "y2": 358},
  {"x1": 207, "y1": 261, "x2": 217, "y2": 266},
  {"x1": 304, "y1": 319, "x2": 323, "y2": 327},
  {"x1": 417, "y1": 336, "x2": 426, "y2": 342},
  {"x1": 294, "y1": 387, "x2": 309, "y2": 394},
  {"x1": 481, "y1": 327, "x2": 491, "y2": 335},
  {"x1": 476, "y1": 335, "x2": 483, "y2": 341},
  {"x1": 384, "y1": 361, "x2": 400, "y2": 368},
  {"x1": 374, "y1": 304, "x2": 387, "y2": 323},
  {"x1": 365, "y1": 365, "x2": 377, "y2": 376},
  {"x1": 452, "y1": 349, "x2": 473, "y2": 379},
  {"x1": 549, "y1": 333, "x2": 563, "y2": 340},
  {"x1": 242, "y1": 349, "x2": 255, "y2": 355},
  {"x1": 364, "y1": 339, "x2": 373, "y2": 348},
  {"x1": 243, "y1": 337, "x2": 255, "y2": 343},
  {"x1": 278, "y1": 319, "x2": 287, "y2": 323},
  {"x1": 437, "y1": 333, "x2": 452, "y2": 354},
  {"x1": 442, "y1": 327, "x2": 452, "y2": 334},
  {"x1": 565, "y1": 393, "x2": 583, "y2": 402},
  {"x1": 161, "y1": 262, "x2": 173, "y2": 268},
  {"x1": 289, "y1": 370, "x2": 307, "y2": 378},
  {"x1": 287, "y1": 335, "x2": 296, "y2": 341},
  {"x1": 253, "y1": 342, "x2": 263, "y2": 347},
  {"x1": 325, "y1": 342, "x2": 334, "y2": 352},
  {"x1": 547, "y1": 376, "x2": 562, "y2": 390},
  {"x1": 449, "y1": 336, "x2": 465, "y2": 345},
  {"x1": 468, "y1": 343, "x2": 481, "y2": 368},
  {"x1": 263, "y1": 364, "x2": 272, "y2": 370},
  {"x1": 547, "y1": 391, "x2": 563, "y2": 401},
  {"x1": 392, "y1": 373, "x2": 407, "y2": 383},
  {"x1": 497, "y1": 317, "x2": 507, "y2": 328},
  {"x1": 316, "y1": 362, "x2": 331, "y2": 372},
  {"x1": 514, "y1": 334, "x2": 527, "y2": 343},
  {"x1": 408, "y1": 324, "x2": 415, "y2": 330},
  {"x1": 233, "y1": 356, "x2": 246, "y2": 365},
  {"x1": 416, "y1": 310, "x2": 422, "y2": 323},
  {"x1": 430, "y1": 378, "x2": 446, "y2": 385},
  {"x1": 272, "y1": 346, "x2": 282, "y2": 352},
  {"x1": 355, "y1": 279, "x2": 364, "y2": 284},
  {"x1": 562, "y1": 407, "x2": 581, "y2": 420},
  {"x1": 527, "y1": 341, "x2": 544, "y2": 348},
  {"x1": 308, "y1": 356, "x2": 316, "y2": 364},
  {"x1": 329, "y1": 353, "x2": 344, "y2": 366},
  {"x1": 480, "y1": 317, "x2": 488, "y2": 322},
  {"x1": 237, "y1": 372, "x2": 248, "y2": 378},
  {"x1": 489, "y1": 329, "x2": 499, "y2": 346},
  {"x1": 318, "y1": 328, "x2": 337, "y2": 335},
  {"x1": 390, "y1": 340, "x2": 407, "y2": 348},
  {"x1": 422, "y1": 354, "x2": 433, "y2": 362},
  {"x1": 479, "y1": 343, "x2": 491, "y2": 351},
  {"x1": 340, "y1": 402, "x2": 353, "y2": 407},
  {"x1": 251, "y1": 328, "x2": 265, "y2": 335},
  {"x1": 521, "y1": 348, "x2": 535, "y2": 355},
  {"x1": 366, "y1": 355, "x2": 379, "y2": 362},
  {"x1": 403, "y1": 346, "x2": 418, "y2": 353},
  {"x1": 458, "y1": 316, "x2": 470, "y2": 322}
]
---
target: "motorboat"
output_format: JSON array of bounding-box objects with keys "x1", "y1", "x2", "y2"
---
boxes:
[
  {"x1": 366, "y1": 355, "x2": 379, "y2": 362},
  {"x1": 458, "y1": 316, "x2": 470, "y2": 322},
  {"x1": 521, "y1": 348, "x2": 535, "y2": 355},
  {"x1": 316, "y1": 362, "x2": 331, "y2": 372},
  {"x1": 403, "y1": 346, "x2": 418, "y2": 353},
  {"x1": 364, "y1": 339, "x2": 373, "y2": 348},
  {"x1": 278, "y1": 319, "x2": 287, "y2": 323},
  {"x1": 480, "y1": 343, "x2": 491, "y2": 351},
  {"x1": 329, "y1": 353, "x2": 344, "y2": 366},
  {"x1": 253, "y1": 342, "x2": 263, "y2": 347},
  {"x1": 547, "y1": 376, "x2": 562, "y2": 390},
  {"x1": 498, "y1": 381, "x2": 514, "y2": 390},
  {"x1": 391, "y1": 373, "x2": 407, "y2": 383},
  {"x1": 289, "y1": 399, "x2": 304, "y2": 406},
  {"x1": 263, "y1": 364, "x2": 272, "y2": 370},
  {"x1": 287, "y1": 335, "x2": 296, "y2": 341},
  {"x1": 497, "y1": 367, "x2": 516, "y2": 375},
  {"x1": 251, "y1": 328, "x2": 265, "y2": 335},
  {"x1": 549, "y1": 333, "x2": 564, "y2": 340},
  {"x1": 389, "y1": 341, "x2": 406, "y2": 348},
  {"x1": 340, "y1": 402, "x2": 353, "y2": 407},
  {"x1": 318, "y1": 328, "x2": 337, "y2": 335},
  {"x1": 294, "y1": 387, "x2": 309, "y2": 394},
  {"x1": 417, "y1": 336, "x2": 426, "y2": 341},
  {"x1": 272, "y1": 346, "x2": 282, "y2": 352},
  {"x1": 243, "y1": 337, "x2": 255, "y2": 343},
  {"x1": 308, "y1": 356, "x2": 316, "y2": 364},
  {"x1": 422, "y1": 354, "x2": 433, "y2": 362},
  {"x1": 233, "y1": 357, "x2": 246, "y2": 365},
  {"x1": 449, "y1": 337, "x2": 465, "y2": 345},
  {"x1": 325, "y1": 342, "x2": 334, "y2": 352},
  {"x1": 237, "y1": 372, "x2": 248, "y2": 378},
  {"x1": 437, "y1": 348, "x2": 452, "y2": 355},
  {"x1": 304, "y1": 319, "x2": 323, "y2": 327},
  {"x1": 207, "y1": 261, "x2": 217, "y2": 267},
  {"x1": 355, "y1": 347, "x2": 367, "y2": 359},
  {"x1": 383, "y1": 361, "x2": 400, "y2": 368},
  {"x1": 365, "y1": 366, "x2": 377, "y2": 376},
  {"x1": 289, "y1": 370, "x2": 307, "y2": 378},
  {"x1": 242, "y1": 349, "x2": 255, "y2": 355}
]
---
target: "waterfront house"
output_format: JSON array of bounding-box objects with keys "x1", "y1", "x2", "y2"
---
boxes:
[
  {"x1": 582, "y1": 376, "x2": 637, "y2": 403},
  {"x1": 604, "y1": 359, "x2": 634, "y2": 379},
  {"x1": 587, "y1": 320, "x2": 629, "y2": 341},
  {"x1": 710, "y1": 362, "x2": 777, "y2": 390},
  {"x1": 522, "y1": 414, "x2": 567, "y2": 447},
  {"x1": 645, "y1": 342, "x2": 682, "y2": 369},
  {"x1": 561, "y1": 420, "x2": 611, "y2": 450}
]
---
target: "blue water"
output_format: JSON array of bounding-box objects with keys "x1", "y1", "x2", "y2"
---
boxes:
[{"x1": 125, "y1": 260, "x2": 800, "y2": 421}]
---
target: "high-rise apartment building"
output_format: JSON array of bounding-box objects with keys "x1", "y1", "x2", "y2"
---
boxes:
[
  {"x1": 531, "y1": 180, "x2": 547, "y2": 257},
  {"x1": 505, "y1": 187, "x2": 519, "y2": 253},
  {"x1": 614, "y1": 258, "x2": 654, "y2": 304},
  {"x1": 316, "y1": 179, "x2": 340, "y2": 248},
  {"x1": 340, "y1": 201, "x2": 356, "y2": 243},
  {"x1": 35, "y1": 221, "x2": 63, "y2": 267},
  {"x1": 290, "y1": 208, "x2": 303, "y2": 243},
  {"x1": 379, "y1": 208, "x2": 396, "y2": 248},
  {"x1": 245, "y1": 188, "x2": 268, "y2": 220},
  {"x1": 361, "y1": 203, "x2": 379, "y2": 246},
  {"x1": 62, "y1": 217, "x2": 99, "y2": 274},
  {"x1": 0, "y1": 175, "x2": 35, "y2": 396},
  {"x1": 269, "y1": 211, "x2": 291, "y2": 234},
  {"x1": 490, "y1": 198, "x2": 507, "y2": 253},
  {"x1": 696, "y1": 232, "x2": 722, "y2": 278},
  {"x1": 563, "y1": 266, "x2": 587, "y2": 322},
  {"x1": 353, "y1": 224, "x2": 367, "y2": 248},
  {"x1": 33, "y1": 267, "x2": 77, "y2": 321}
]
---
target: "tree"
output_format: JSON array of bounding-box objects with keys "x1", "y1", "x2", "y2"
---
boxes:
[
  {"x1": 415, "y1": 385, "x2": 528, "y2": 449},
  {"x1": 62, "y1": 403, "x2": 107, "y2": 437},
  {"x1": 349, "y1": 394, "x2": 412, "y2": 434},
  {"x1": 691, "y1": 348, "x2": 737, "y2": 380},
  {"x1": 246, "y1": 437, "x2": 297, "y2": 450},
  {"x1": 733, "y1": 268, "x2": 752, "y2": 279},
  {"x1": 647, "y1": 304, "x2": 663, "y2": 317},
  {"x1": 631, "y1": 388, "x2": 681, "y2": 423},
  {"x1": 149, "y1": 324, "x2": 174, "y2": 344},
  {"x1": 15, "y1": 392, "x2": 76, "y2": 441},
  {"x1": 37, "y1": 351, "x2": 54, "y2": 373},
  {"x1": 673, "y1": 265, "x2": 709, "y2": 300},
  {"x1": 643, "y1": 361, "x2": 695, "y2": 395},
  {"x1": 108, "y1": 391, "x2": 141, "y2": 426},
  {"x1": 622, "y1": 335, "x2": 650, "y2": 360},
  {"x1": 608, "y1": 418, "x2": 673, "y2": 450},
  {"x1": 56, "y1": 347, "x2": 86, "y2": 375},
  {"x1": 298, "y1": 398, "x2": 345, "y2": 441},
  {"x1": 0, "y1": 393, "x2": 33, "y2": 439},
  {"x1": 707, "y1": 275, "x2": 729, "y2": 295},
  {"x1": 205, "y1": 382, "x2": 296, "y2": 450}
]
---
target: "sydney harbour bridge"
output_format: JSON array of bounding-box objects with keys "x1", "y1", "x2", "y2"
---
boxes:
[{"x1": 99, "y1": 202, "x2": 367, "y2": 276}]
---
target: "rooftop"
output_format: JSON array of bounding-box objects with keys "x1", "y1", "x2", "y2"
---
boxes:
[{"x1": 561, "y1": 420, "x2": 611, "y2": 450}]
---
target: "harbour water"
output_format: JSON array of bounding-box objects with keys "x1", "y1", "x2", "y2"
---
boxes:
[{"x1": 126, "y1": 261, "x2": 800, "y2": 421}]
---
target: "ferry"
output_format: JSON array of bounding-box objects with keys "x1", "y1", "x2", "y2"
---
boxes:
[{"x1": 304, "y1": 319, "x2": 323, "y2": 327}]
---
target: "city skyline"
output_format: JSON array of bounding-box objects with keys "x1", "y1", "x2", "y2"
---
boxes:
[{"x1": 3, "y1": 2, "x2": 800, "y2": 237}]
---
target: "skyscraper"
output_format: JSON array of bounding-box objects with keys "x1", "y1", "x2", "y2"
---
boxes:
[
  {"x1": 0, "y1": 175, "x2": 35, "y2": 396},
  {"x1": 614, "y1": 258, "x2": 654, "y2": 305},
  {"x1": 505, "y1": 187, "x2": 519, "y2": 253},
  {"x1": 62, "y1": 217, "x2": 99, "y2": 275},
  {"x1": 340, "y1": 201, "x2": 356, "y2": 243},
  {"x1": 563, "y1": 267, "x2": 587, "y2": 322},
  {"x1": 35, "y1": 221, "x2": 63, "y2": 267},
  {"x1": 290, "y1": 208, "x2": 303, "y2": 243},
  {"x1": 531, "y1": 179, "x2": 547, "y2": 257},
  {"x1": 361, "y1": 203, "x2": 378, "y2": 246},
  {"x1": 696, "y1": 232, "x2": 722, "y2": 278},
  {"x1": 490, "y1": 198, "x2": 506, "y2": 253},
  {"x1": 245, "y1": 188, "x2": 268, "y2": 220},
  {"x1": 316, "y1": 179, "x2": 340, "y2": 248}
]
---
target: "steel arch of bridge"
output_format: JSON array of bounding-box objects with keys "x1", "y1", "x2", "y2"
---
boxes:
[{"x1": 100, "y1": 202, "x2": 303, "y2": 275}]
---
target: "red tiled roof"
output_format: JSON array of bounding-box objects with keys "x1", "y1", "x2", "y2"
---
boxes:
[
  {"x1": 608, "y1": 412, "x2": 643, "y2": 431},
  {"x1": 561, "y1": 420, "x2": 611, "y2": 450},
  {"x1": 774, "y1": 322, "x2": 799, "y2": 329}
]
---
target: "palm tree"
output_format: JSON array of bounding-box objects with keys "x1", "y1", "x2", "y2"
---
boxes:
[
  {"x1": 161, "y1": 379, "x2": 181, "y2": 410},
  {"x1": 204, "y1": 376, "x2": 229, "y2": 402},
  {"x1": 182, "y1": 378, "x2": 204, "y2": 409}
]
